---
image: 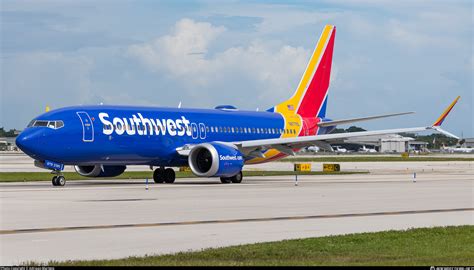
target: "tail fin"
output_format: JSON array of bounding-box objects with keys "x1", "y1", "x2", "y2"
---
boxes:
[{"x1": 270, "y1": 25, "x2": 336, "y2": 119}]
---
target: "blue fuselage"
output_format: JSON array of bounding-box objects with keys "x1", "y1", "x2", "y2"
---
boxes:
[
  {"x1": 16, "y1": 105, "x2": 303, "y2": 166},
  {"x1": 17, "y1": 105, "x2": 336, "y2": 167}
]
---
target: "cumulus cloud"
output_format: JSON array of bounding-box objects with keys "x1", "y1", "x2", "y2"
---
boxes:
[
  {"x1": 128, "y1": 18, "x2": 311, "y2": 105},
  {"x1": 129, "y1": 19, "x2": 225, "y2": 80}
]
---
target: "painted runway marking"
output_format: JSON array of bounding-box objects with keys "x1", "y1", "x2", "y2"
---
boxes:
[
  {"x1": 1, "y1": 208, "x2": 472, "y2": 235},
  {"x1": 79, "y1": 198, "x2": 158, "y2": 202}
]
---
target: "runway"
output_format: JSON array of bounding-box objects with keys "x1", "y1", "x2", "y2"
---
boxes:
[{"x1": 1, "y1": 166, "x2": 473, "y2": 265}]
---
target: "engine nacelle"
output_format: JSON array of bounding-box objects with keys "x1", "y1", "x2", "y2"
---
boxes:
[
  {"x1": 188, "y1": 142, "x2": 244, "y2": 177},
  {"x1": 74, "y1": 165, "x2": 126, "y2": 177}
]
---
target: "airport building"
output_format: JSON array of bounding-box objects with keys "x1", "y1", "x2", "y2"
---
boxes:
[
  {"x1": 462, "y1": 138, "x2": 474, "y2": 148},
  {"x1": 344, "y1": 134, "x2": 419, "y2": 153},
  {"x1": 379, "y1": 135, "x2": 414, "y2": 153}
]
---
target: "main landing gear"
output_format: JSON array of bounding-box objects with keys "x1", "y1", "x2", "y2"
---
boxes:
[
  {"x1": 153, "y1": 167, "x2": 176, "y2": 184},
  {"x1": 51, "y1": 171, "x2": 66, "y2": 186},
  {"x1": 220, "y1": 171, "x2": 243, "y2": 184}
]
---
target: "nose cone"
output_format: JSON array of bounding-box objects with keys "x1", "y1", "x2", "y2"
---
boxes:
[{"x1": 16, "y1": 129, "x2": 41, "y2": 158}]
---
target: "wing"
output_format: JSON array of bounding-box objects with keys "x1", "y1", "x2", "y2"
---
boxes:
[
  {"x1": 177, "y1": 96, "x2": 460, "y2": 157},
  {"x1": 235, "y1": 126, "x2": 456, "y2": 157}
]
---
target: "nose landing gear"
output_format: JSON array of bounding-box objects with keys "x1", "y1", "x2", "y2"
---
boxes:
[{"x1": 51, "y1": 172, "x2": 66, "y2": 186}]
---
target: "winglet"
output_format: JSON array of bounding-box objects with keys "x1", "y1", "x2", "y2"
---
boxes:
[{"x1": 432, "y1": 96, "x2": 460, "y2": 127}]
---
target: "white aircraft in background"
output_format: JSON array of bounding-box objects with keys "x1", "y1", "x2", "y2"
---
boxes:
[
  {"x1": 441, "y1": 145, "x2": 473, "y2": 153},
  {"x1": 358, "y1": 145, "x2": 377, "y2": 153},
  {"x1": 305, "y1": 146, "x2": 321, "y2": 152},
  {"x1": 332, "y1": 145, "x2": 348, "y2": 153}
]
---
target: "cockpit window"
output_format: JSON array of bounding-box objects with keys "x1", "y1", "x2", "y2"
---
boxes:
[
  {"x1": 34, "y1": 121, "x2": 49, "y2": 127},
  {"x1": 28, "y1": 120, "x2": 64, "y2": 129}
]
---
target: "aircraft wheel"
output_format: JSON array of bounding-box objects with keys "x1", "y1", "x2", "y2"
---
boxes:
[
  {"x1": 153, "y1": 168, "x2": 164, "y2": 183},
  {"x1": 230, "y1": 171, "x2": 243, "y2": 183},
  {"x1": 57, "y1": 176, "x2": 66, "y2": 186},
  {"x1": 164, "y1": 168, "x2": 175, "y2": 183},
  {"x1": 52, "y1": 176, "x2": 58, "y2": 186},
  {"x1": 220, "y1": 177, "x2": 232, "y2": 184}
]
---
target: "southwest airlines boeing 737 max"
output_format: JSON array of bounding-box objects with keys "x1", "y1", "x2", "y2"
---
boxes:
[{"x1": 15, "y1": 25, "x2": 460, "y2": 186}]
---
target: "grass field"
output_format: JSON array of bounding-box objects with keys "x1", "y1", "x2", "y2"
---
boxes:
[
  {"x1": 279, "y1": 156, "x2": 474, "y2": 162},
  {"x1": 0, "y1": 170, "x2": 365, "y2": 182},
  {"x1": 47, "y1": 226, "x2": 473, "y2": 266}
]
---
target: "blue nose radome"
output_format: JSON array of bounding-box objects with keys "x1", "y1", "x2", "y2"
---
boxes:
[{"x1": 16, "y1": 129, "x2": 42, "y2": 158}]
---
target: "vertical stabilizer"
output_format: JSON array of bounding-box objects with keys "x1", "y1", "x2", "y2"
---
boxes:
[{"x1": 270, "y1": 25, "x2": 336, "y2": 119}]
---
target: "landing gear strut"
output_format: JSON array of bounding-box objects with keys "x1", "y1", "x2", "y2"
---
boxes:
[
  {"x1": 153, "y1": 167, "x2": 176, "y2": 184},
  {"x1": 220, "y1": 171, "x2": 243, "y2": 184},
  {"x1": 51, "y1": 171, "x2": 66, "y2": 186}
]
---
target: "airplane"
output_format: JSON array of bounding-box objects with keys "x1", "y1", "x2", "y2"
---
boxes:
[
  {"x1": 441, "y1": 145, "x2": 473, "y2": 153},
  {"x1": 15, "y1": 25, "x2": 461, "y2": 186},
  {"x1": 331, "y1": 145, "x2": 348, "y2": 153},
  {"x1": 358, "y1": 145, "x2": 377, "y2": 153}
]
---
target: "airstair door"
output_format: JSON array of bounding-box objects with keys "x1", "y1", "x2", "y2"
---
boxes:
[{"x1": 76, "y1": 112, "x2": 94, "y2": 142}]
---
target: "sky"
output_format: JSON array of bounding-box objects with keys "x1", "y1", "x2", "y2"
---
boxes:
[{"x1": 1, "y1": 0, "x2": 473, "y2": 137}]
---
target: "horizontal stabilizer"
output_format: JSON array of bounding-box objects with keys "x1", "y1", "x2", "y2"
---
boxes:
[{"x1": 317, "y1": 112, "x2": 415, "y2": 127}]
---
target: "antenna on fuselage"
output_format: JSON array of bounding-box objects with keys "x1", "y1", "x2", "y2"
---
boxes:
[
  {"x1": 256, "y1": 108, "x2": 259, "y2": 111},
  {"x1": 45, "y1": 105, "x2": 51, "y2": 112},
  {"x1": 178, "y1": 101, "x2": 182, "y2": 108}
]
